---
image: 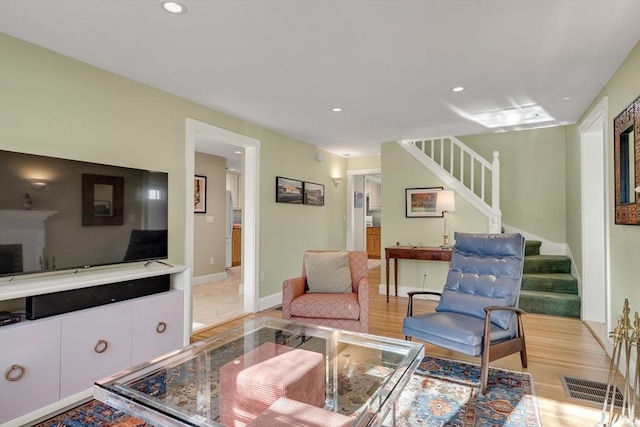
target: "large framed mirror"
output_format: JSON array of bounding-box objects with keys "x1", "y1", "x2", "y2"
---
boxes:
[
  {"x1": 82, "y1": 174, "x2": 124, "y2": 226},
  {"x1": 613, "y1": 95, "x2": 640, "y2": 225}
]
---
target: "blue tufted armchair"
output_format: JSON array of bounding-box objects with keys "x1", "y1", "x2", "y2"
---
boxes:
[{"x1": 402, "y1": 232, "x2": 527, "y2": 394}]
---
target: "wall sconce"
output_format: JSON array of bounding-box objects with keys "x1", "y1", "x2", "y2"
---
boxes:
[
  {"x1": 28, "y1": 179, "x2": 49, "y2": 190},
  {"x1": 435, "y1": 190, "x2": 456, "y2": 249},
  {"x1": 636, "y1": 186, "x2": 640, "y2": 193},
  {"x1": 332, "y1": 177, "x2": 343, "y2": 187}
]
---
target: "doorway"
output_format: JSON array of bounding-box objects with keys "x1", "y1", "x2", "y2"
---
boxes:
[
  {"x1": 185, "y1": 119, "x2": 261, "y2": 336},
  {"x1": 347, "y1": 168, "x2": 382, "y2": 267},
  {"x1": 579, "y1": 97, "x2": 609, "y2": 335}
]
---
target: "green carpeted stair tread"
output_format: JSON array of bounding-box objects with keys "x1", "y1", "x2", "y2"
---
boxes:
[
  {"x1": 521, "y1": 273, "x2": 578, "y2": 294},
  {"x1": 524, "y1": 240, "x2": 542, "y2": 256},
  {"x1": 523, "y1": 255, "x2": 571, "y2": 274},
  {"x1": 519, "y1": 290, "x2": 581, "y2": 318}
]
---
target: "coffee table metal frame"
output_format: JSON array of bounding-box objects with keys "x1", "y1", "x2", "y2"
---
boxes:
[{"x1": 94, "y1": 317, "x2": 424, "y2": 427}]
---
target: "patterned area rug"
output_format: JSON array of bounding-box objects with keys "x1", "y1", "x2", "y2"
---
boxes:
[
  {"x1": 35, "y1": 356, "x2": 540, "y2": 427},
  {"x1": 385, "y1": 357, "x2": 540, "y2": 426}
]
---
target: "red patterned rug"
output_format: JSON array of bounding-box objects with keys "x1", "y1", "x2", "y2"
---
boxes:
[{"x1": 34, "y1": 356, "x2": 540, "y2": 426}]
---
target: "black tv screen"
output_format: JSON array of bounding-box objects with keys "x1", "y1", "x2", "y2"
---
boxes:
[{"x1": 0, "y1": 150, "x2": 168, "y2": 277}]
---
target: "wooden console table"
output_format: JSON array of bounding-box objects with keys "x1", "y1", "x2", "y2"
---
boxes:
[{"x1": 385, "y1": 246, "x2": 452, "y2": 302}]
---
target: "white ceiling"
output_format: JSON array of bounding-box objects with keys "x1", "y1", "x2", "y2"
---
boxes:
[{"x1": 1, "y1": 0, "x2": 639, "y2": 161}]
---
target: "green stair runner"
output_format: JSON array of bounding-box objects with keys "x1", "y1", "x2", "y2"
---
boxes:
[{"x1": 519, "y1": 240, "x2": 581, "y2": 318}]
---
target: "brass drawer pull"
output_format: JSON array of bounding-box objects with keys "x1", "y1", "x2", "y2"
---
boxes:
[
  {"x1": 94, "y1": 339, "x2": 109, "y2": 354},
  {"x1": 156, "y1": 322, "x2": 167, "y2": 333},
  {"x1": 5, "y1": 364, "x2": 26, "y2": 382}
]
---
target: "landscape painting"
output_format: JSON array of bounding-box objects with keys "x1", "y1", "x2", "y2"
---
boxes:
[
  {"x1": 304, "y1": 182, "x2": 324, "y2": 206},
  {"x1": 276, "y1": 176, "x2": 303, "y2": 204}
]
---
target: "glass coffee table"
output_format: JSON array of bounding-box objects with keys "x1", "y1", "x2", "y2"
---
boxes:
[{"x1": 94, "y1": 317, "x2": 424, "y2": 426}]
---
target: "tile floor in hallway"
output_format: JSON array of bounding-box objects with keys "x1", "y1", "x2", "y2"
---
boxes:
[
  {"x1": 191, "y1": 258, "x2": 382, "y2": 331},
  {"x1": 192, "y1": 266, "x2": 245, "y2": 331}
]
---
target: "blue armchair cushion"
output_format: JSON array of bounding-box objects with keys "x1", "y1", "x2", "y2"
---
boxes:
[
  {"x1": 402, "y1": 312, "x2": 515, "y2": 356},
  {"x1": 435, "y1": 233, "x2": 525, "y2": 329}
]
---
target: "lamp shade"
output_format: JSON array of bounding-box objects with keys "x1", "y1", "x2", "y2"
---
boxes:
[{"x1": 436, "y1": 190, "x2": 456, "y2": 212}]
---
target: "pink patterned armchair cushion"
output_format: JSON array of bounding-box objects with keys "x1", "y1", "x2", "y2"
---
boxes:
[{"x1": 282, "y1": 251, "x2": 370, "y2": 333}]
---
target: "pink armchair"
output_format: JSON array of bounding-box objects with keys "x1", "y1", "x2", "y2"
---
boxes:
[{"x1": 282, "y1": 251, "x2": 370, "y2": 333}]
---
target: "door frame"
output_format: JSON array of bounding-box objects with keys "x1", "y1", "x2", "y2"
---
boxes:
[
  {"x1": 185, "y1": 118, "x2": 261, "y2": 335},
  {"x1": 578, "y1": 97, "x2": 609, "y2": 330}
]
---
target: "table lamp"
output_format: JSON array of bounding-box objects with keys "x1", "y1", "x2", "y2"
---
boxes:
[{"x1": 436, "y1": 190, "x2": 456, "y2": 249}]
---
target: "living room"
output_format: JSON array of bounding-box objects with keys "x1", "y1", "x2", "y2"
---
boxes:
[{"x1": 0, "y1": 2, "x2": 639, "y2": 426}]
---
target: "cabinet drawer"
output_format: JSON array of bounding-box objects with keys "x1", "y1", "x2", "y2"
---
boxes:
[
  {"x1": 0, "y1": 317, "x2": 61, "y2": 423},
  {"x1": 131, "y1": 290, "x2": 184, "y2": 365},
  {"x1": 60, "y1": 302, "x2": 132, "y2": 398}
]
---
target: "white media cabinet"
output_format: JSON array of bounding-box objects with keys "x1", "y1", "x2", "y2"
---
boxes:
[{"x1": 0, "y1": 263, "x2": 189, "y2": 427}]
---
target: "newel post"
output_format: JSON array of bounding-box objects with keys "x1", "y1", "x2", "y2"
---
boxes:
[{"x1": 492, "y1": 151, "x2": 500, "y2": 212}]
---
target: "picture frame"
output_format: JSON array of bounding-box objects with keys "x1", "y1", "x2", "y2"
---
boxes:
[
  {"x1": 82, "y1": 174, "x2": 124, "y2": 226},
  {"x1": 276, "y1": 176, "x2": 303, "y2": 204},
  {"x1": 613, "y1": 95, "x2": 639, "y2": 225},
  {"x1": 405, "y1": 187, "x2": 443, "y2": 218},
  {"x1": 354, "y1": 191, "x2": 363, "y2": 208},
  {"x1": 194, "y1": 175, "x2": 207, "y2": 213},
  {"x1": 304, "y1": 181, "x2": 325, "y2": 206}
]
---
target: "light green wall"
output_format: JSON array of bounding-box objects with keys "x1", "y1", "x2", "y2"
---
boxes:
[
  {"x1": 347, "y1": 155, "x2": 381, "y2": 170},
  {"x1": 0, "y1": 33, "x2": 348, "y2": 299},
  {"x1": 567, "y1": 41, "x2": 640, "y2": 325},
  {"x1": 459, "y1": 127, "x2": 567, "y2": 242},
  {"x1": 380, "y1": 142, "x2": 487, "y2": 291}
]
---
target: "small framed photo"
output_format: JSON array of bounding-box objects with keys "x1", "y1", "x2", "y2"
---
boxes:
[
  {"x1": 304, "y1": 181, "x2": 325, "y2": 206},
  {"x1": 405, "y1": 187, "x2": 443, "y2": 218},
  {"x1": 354, "y1": 191, "x2": 363, "y2": 208},
  {"x1": 194, "y1": 175, "x2": 207, "y2": 213},
  {"x1": 276, "y1": 176, "x2": 303, "y2": 204}
]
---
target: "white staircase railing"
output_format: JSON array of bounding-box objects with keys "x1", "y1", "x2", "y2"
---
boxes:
[{"x1": 399, "y1": 137, "x2": 502, "y2": 233}]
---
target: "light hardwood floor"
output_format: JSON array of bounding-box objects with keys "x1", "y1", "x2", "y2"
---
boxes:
[{"x1": 192, "y1": 265, "x2": 636, "y2": 427}]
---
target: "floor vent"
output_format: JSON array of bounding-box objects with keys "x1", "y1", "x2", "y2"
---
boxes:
[{"x1": 560, "y1": 375, "x2": 625, "y2": 408}]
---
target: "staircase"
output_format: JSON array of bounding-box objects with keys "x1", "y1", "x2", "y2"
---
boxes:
[{"x1": 519, "y1": 240, "x2": 581, "y2": 318}]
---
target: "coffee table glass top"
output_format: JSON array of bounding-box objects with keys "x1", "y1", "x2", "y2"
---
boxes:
[{"x1": 94, "y1": 317, "x2": 424, "y2": 426}]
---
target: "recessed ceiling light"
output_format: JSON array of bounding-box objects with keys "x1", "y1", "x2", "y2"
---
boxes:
[
  {"x1": 563, "y1": 97, "x2": 571, "y2": 101},
  {"x1": 452, "y1": 86, "x2": 464, "y2": 92},
  {"x1": 332, "y1": 107, "x2": 343, "y2": 112},
  {"x1": 234, "y1": 150, "x2": 242, "y2": 154},
  {"x1": 162, "y1": 1, "x2": 186, "y2": 14}
]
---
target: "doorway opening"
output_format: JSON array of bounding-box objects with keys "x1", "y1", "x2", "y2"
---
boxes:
[{"x1": 185, "y1": 119, "x2": 261, "y2": 335}]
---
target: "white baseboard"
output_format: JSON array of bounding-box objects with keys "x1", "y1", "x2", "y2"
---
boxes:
[
  {"x1": 377, "y1": 284, "x2": 442, "y2": 299},
  {"x1": 260, "y1": 291, "x2": 283, "y2": 311},
  {"x1": 502, "y1": 223, "x2": 568, "y2": 256},
  {"x1": 192, "y1": 271, "x2": 228, "y2": 287}
]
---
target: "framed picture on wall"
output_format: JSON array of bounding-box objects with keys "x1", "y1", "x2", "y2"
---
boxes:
[
  {"x1": 276, "y1": 176, "x2": 303, "y2": 204},
  {"x1": 304, "y1": 181, "x2": 325, "y2": 206},
  {"x1": 405, "y1": 187, "x2": 443, "y2": 218},
  {"x1": 194, "y1": 175, "x2": 207, "y2": 213}
]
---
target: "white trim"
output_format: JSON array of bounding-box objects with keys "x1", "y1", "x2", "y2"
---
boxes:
[
  {"x1": 259, "y1": 291, "x2": 283, "y2": 311},
  {"x1": 577, "y1": 97, "x2": 609, "y2": 328},
  {"x1": 192, "y1": 272, "x2": 228, "y2": 286},
  {"x1": 378, "y1": 283, "x2": 442, "y2": 299},
  {"x1": 501, "y1": 223, "x2": 568, "y2": 255},
  {"x1": 185, "y1": 119, "x2": 261, "y2": 328}
]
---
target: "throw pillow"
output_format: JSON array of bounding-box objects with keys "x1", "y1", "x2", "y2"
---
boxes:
[{"x1": 304, "y1": 251, "x2": 352, "y2": 293}]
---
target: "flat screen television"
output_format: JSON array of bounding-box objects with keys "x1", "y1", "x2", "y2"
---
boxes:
[{"x1": 0, "y1": 150, "x2": 169, "y2": 277}]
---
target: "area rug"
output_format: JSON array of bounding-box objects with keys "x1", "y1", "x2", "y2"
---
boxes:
[
  {"x1": 385, "y1": 357, "x2": 541, "y2": 426},
  {"x1": 34, "y1": 356, "x2": 540, "y2": 427}
]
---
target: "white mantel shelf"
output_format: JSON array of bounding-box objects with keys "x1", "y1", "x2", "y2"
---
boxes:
[
  {"x1": 0, "y1": 209, "x2": 59, "y2": 226},
  {"x1": 0, "y1": 262, "x2": 188, "y2": 301}
]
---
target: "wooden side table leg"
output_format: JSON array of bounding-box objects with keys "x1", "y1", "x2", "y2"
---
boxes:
[
  {"x1": 394, "y1": 258, "x2": 399, "y2": 297},
  {"x1": 385, "y1": 256, "x2": 390, "y2": 303}
]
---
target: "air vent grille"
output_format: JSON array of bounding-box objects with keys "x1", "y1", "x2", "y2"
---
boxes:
[{"x1": 560, "y1": 375, "x2": 625, "y2": 407}]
